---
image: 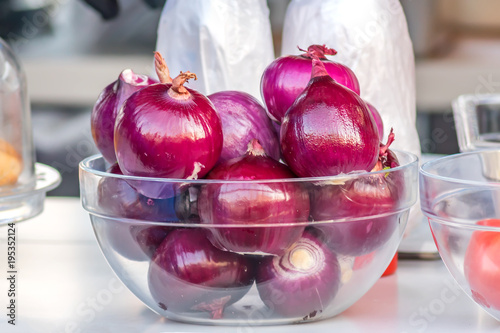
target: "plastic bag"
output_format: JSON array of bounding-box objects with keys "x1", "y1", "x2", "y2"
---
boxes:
[
  {"x1": 156, "y1": 0, "x2": 274, "y2": 100},
  {"x1": 281, "y1": 0, "x2": 421, "y2": 160},
  {"x1": 281, "y1": 0, "x2": 422, "y2": 235}
]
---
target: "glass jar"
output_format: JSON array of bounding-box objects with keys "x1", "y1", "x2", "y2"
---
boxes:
[
  {"x1": 0, "y1": 38, "x2": 35, "y2": 192},
  {"x1": 0, "y1": 38, "x2": 60, "y2": 224}
]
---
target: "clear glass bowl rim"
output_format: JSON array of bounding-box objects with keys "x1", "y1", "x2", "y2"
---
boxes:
[
  {"x1": 421, "y1": 149, "x2": 500, "y2": 231},
  {"x1": 420, "y1": 149, "x2": 500, "y2": 188},
  {"x1": 80, "y1": 149, "x2": 419, "y2": 185},
  {"x1": 428, "y1": 215, "x2": 500, "y2": 232},
  {"x1": 79, "y1": 150, "x2": 418, "y2": 227}
]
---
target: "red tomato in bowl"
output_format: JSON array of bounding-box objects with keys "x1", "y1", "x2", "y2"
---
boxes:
[{"x1": 464, "y1": 218, "x2": 500, "y2": 310}]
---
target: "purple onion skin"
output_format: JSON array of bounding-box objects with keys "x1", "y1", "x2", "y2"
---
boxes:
[
  {"x1": 311, "y1": 147, "x2": 402, "y2": 256},
  {"x1": 280, "y1": 70, "x2": 379, "y2": 177},
  {"x1": 366, "y1": 102, "x2": 384, "y2": 141},
  {"x1": 148, "y1": 228, "x2": 255, "y2": 319},
  {"x1": 114, "y1": 83, "x2": 223, "y2": 181},
  {"x1": 98, "y1": 164, "x2": 175, "y2": 261},
  {"x1": 261, "y1": 54, "x2": 360, "y2": 123},
  {"x1": 91, "y1": 69, "x2": 156, "y2": 164},
  {"x1": 198, "y1": 141, "x2": 310, "y2": 256},
  {"x1": 256, "y1": 229, "x2": 341, "y2": 318},
  {"x1": 208, "y1": 91, "x2": 280, "y2": 163}
]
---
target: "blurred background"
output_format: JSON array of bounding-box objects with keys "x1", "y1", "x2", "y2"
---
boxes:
[{"x1": 2, "y1": 0, "x2": 500, "y2": 196}]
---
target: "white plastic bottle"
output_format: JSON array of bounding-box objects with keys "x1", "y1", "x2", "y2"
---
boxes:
[
  {"x1": 155, "y1": 0, "x2": 275, "y2": 100},
  {"x1": 281, "y1": 0, "x2": 421, "y2": 161}
]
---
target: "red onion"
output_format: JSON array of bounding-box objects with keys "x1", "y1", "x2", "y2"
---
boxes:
[
  {"x1": 366, "y1": 101, "x2": 384, "y2": 141},
  {"x1": 148, "y1": 228, "x2": 255, "y2": 319},
  {"x1": 198, "y1": 139, "x2": 310, "y2": 256},
  {"x1": 114, "y1": 52, "x2": 223, "y2": 197},
  {"x1": 256, "y1": 229, "x2": 341, "y2": 318},
  {"x1": 104, "y1": 222, "x2": 171, "y2": 262},
  {"x1": 311, "y1": 131, "x2": 402, "y2": 256},
  {"x1": 313, "y1": 216, "x2": 398, "y2": 257},
  {"x1": 91, "y1": 68, "x2": 157, "y2": 164},
  {"x1": 280, "y1": 56, "x2": 379, "y2": 177},
  {"x1": 97, "y1": 163, "x2": 174, "y2": 261},
  {"x1": 97, "y1": 163, "x2": 177, "y2": 221},
  {"x1": 131, "y1": 226, "x2": 171, "y2": 259},
  {"x1": 208, "y1": 90, "x2": 280, "y2": 163},
  {"x1": 261, "y1": 44, "x2": 360, "y2": 123}
]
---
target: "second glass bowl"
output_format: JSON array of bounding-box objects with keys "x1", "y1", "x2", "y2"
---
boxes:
[{"x1": 420, "y1": 149, "x2": 500, "y2": 321}]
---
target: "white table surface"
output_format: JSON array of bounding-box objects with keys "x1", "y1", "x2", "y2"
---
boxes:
[{"x1": 1, "y1": 197, "x2": 499, "y2": 333}]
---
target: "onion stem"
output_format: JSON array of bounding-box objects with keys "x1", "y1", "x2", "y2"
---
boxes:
[
  {"x1": 168, "y1": 71, "x2": 197, "y2": 100},
  {"x1": 298, "y1": 44, "x2": 337, "y2": 60},
  {"x1": 379, "y1": 128, "x2": 395, "y2": 157},
  {"x1": 307, "y1": 45, "x2": 337, "y2": 58},
  {"x1": 311, "y1": 56, "x2": 329, "y2": 78},
  {"x1": 246, "y1": 139, "x2": 267, "y2": 157},
  {"x1": 154, "y1": 51, "x2": 172, "y2": 84}
]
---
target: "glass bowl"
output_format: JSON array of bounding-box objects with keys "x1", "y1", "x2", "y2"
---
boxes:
[
  {"x1": 420, "y1": 149, "x2": 500, "y2": 321},
  {"x1": 79, "y1": 151, "x2": 418, "y2": 325}
]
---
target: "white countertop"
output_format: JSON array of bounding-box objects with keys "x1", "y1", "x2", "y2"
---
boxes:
[{"x1": 0, "y1": 197, "x2": 499, "y2": 332}]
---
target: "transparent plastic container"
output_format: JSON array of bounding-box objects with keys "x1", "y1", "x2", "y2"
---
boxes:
[
  {"x1": 420, "y1": 150, "x2": 500, "y2": 321},
  {"x1": 0, "y1": 38, "x2": 60, "y2": 224},
  {"x1": 452, "y1": 93, "x2": 500, "y2": 152},
  {"x1": 79, "y1": 151, "x2": 418, "y2": 325}
]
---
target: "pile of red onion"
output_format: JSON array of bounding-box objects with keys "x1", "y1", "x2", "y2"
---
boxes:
[{"x1": 89, "y1": 46, "x2": 405, "y2": 320}]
